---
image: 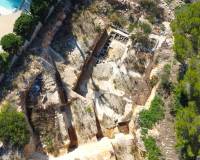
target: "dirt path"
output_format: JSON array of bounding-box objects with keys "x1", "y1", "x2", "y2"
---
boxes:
[{"x1": 154, "y1": 99, "x2": 179, "y2": 160}]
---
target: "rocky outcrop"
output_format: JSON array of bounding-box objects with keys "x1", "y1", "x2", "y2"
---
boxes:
[
  {"x1": 69, "y1": 98, "x2": 98, "y2": 144},
  {"x1": 48, "y1": 133, "x2": 135, "y2": 160}
]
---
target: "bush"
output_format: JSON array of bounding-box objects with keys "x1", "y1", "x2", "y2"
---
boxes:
[
  {"x1": 140, "y1": 0, "x2": 164, "y2": 23},
  {"x1": 171, "y1": 2, "x2": 200, "y2": 63},
  {"x1": 140, "y1": 0, "x2": 157, "y2": 11},
  {"x1": 175, "y1": 102, "x2": 200, "y2": 160},
  {"x1": 161, "y1": 64, "x2": 173, "y2": 92},
  {"x1": 0, "y1": 102, "x2": 29, "y2": 147},
  {"x1": 109, "y1": 12, "x2": 127, "y2": 27},
  {"x1": 131, "y1": 32, "x2": 149, "y2": 45},
  {"x1": 95, "y1": 25, "x2": 101, "y2": 33},
  {"x1": 0, "y1": 51, "x2": 9, "y2": 73},
  {"x1": 150, "y1": 75, "x2": 159, "y2": 87},
  {"x1": 30, "y1": 0, "x2": 51, "y2": 22},
  {"x1": 139, "y1": 22, "x2": 152, "y2": 34},
  {"x1": 143, "y1": 136, "x2": 162, "y2": 160},
  {"x1": 0, "y1": 33, "x2": 23, "y2": 55},
  {"x1": 139, "y1": 95, "x2": 164, "y2": 129},
  {"x1": 131, "y1": 31, "x2": 154, "y2": 52},
  {"x1": 171, "y1": 2, "x2": 200, "y2": 159},
  {"x1": 128, "y1": 23, "x2": 135, "y2": 33},
  {"x1": 14, "y1": 13, "x2": 37, "y2": 40}
]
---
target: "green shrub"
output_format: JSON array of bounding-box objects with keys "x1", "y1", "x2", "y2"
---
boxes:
[
  {"x1": 143, "y1": 136, "x2": 162, "y2": 160},
  {"x1": 139, "y1": 22, "x2": 152, "y2": 34},
  {"x1": 30, "y1": 0, "x2": 50, "y2": 22},
  {"x1": 161, "y1": 64, "x2": 173, "y2": 91},
  {"x1": 140, "y1": 0, "x2": 157, "y2": 11},
  {"x1": 171, "y1": 2, "x2": 200, "y2": 63},
  {"x1": 131, "y1": 32, "x2": 149, "y2": 45},
  {"x1": 171, "y1": 2, "x2": 200, "y2": 159},
  {"x1": 139, "y1": 95, "x2": 164, "y2": 129},
  {"x1": 140, "y1": 0, "x2": 164, "y2": 23},
  {"x1": 0, "y1": 102, "x2": 29, "y2": 147},
  {"x1": 150, "y1": 75, "x2": 159, "y2": 87},
  {"x1": 128, "y1": 23, "x2": 135, "y2": 33},
  {"x1": 95, "y1": 25, "x2": 101, "y2": 33},
  {"x1": 14, "y1": 13, "x2": 37, "y2": 40},
  {"x1": 0, "y1": 51, "x2": 9, "y2": 73},
  {"x1": 0, "y1": 33, "x2": 23, "y2": 55},
  {"x1": 175, "y1": 102, "x2": 200, "y2": 160},
  {"x1": 44, "y1": 135, "x2": 55, "y2": 153},
  {"x1": 109, "y1": 12, "x2": 127, "y2": 27},
  {"x1": 86, "y1": 105, "x2": 92, "y2": 113}
]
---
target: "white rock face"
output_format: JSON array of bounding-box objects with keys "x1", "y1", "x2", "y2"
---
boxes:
[
  {"x1": 70, "y1": 98, "x2": 98, "y2": 144},
  {"x1": 93, "y1": 63, "x2": 113, "y2": 80},
  {"x1": 112, "y1": 134, "x2": 135, "y2": 160},
  {"x1": 48, "y1": 133, "x2": 135, "y2": 160}
]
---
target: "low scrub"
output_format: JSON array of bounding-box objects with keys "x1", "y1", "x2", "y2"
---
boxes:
[
  {"x1": 143, "y1": 136, "x2": 162, "y2": 160},
  {"x1": 139, "y1": 95, "x2": 164, "y2": 129},
  {"x1": 0, "y1": 102, "x2": 29, "y2": 147}
]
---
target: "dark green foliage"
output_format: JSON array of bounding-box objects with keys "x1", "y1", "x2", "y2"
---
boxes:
[
  {"x1": 172, "y1": 2, "x2": 200, "y2": 159},
  {"x1": 13, "y1": 0, "x2": 56, "y2": 40},
  {"x1": 0, "y1": 102, "x2": 29, "y2": 147},
  {"x1": 139, "y1": 95, "x2": 164, "y2": 129},
  {"x1": 143, "y1": 136, "x2": 162, "y2": 160},
  {"x1": 171, "y1": 2, "x2": 200, "y2": 63},
  {"x1": 13, "y1": 0, "x2": 57, "y2": 40},
  {"x1": 139, "y1": 22, "x2": 152, "y2": 34},
  {"x1": 173, "y1": 58, "x2": 200, "y2": 159},
  {"x1": 175, "y1": 102, "x2": 200, "y2": 159},
  {"x1": 0, "y1": 33, "x2": 23, "y2": 55},
  {"x1": 14, "y1": 13, "x2": 37, "y2": 40},
  {"x1": 0, "y1": 52, "x2": 9, "y2": 73},
  {"x1": 161, "y1": 64, "x2": 173, "y2": 92},
  {"x1": 131, "y1": 32, "x2": 150, "y2": 47},
  {"x1": 30, "y1": 0, "x2": 50, "y2": 22},
  {"x1": 173, "y1": 34, "x2": 194, "y2": 63}
]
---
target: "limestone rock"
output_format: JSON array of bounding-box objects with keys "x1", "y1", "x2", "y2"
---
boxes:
[
  {"x1": 48, "y1": 133, "x2": 136, "y2": 160},
  {"x1": 92, "y1": 63, "x2": 113, "y2": 80},
  {"x1": 70, "y1": 98, "x2": 98, "y2": 144},
  {"x1": 111, "y1": 134, "x2": 135, "y2": 160}
]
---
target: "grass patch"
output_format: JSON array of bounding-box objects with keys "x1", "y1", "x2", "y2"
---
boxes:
[
  {"x1": 139, "y1": 95, "x2": 164, "y2": 129},
  {"x1": 143, "y1": 136, "x2": 162, "y2": 160}
]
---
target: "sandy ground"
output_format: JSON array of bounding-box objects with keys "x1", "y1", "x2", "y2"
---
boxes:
[{"x1": 0, "y1": 11, "x2": 21, "y2": 40}]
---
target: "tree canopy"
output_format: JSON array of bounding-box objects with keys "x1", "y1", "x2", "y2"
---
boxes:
[
  {"x1": 171, "y1": 2, "x2": 200, "y2": 63},
  {"x1": 0, "y1": 33, "x2": 23, "y2": 55},
  {"x1": 172, "y1": 2, "x2": 200, "y2": 159},
  {"x1": 14, "y1": 13, "x2": 37, "y2": 40}
]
